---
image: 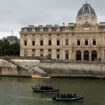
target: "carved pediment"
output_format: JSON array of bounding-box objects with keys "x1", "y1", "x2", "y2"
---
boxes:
[{"x1": 83, "y1": 22, "x2": 91, "y2": 27}]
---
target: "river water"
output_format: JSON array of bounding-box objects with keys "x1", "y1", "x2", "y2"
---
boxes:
[{"x1": 0, "y1": 77, "x2": 105, "y2": 105}]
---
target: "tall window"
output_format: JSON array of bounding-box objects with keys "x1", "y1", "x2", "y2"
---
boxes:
[
  {"x1": 24, "y1": 40, "x2": 27, "y2": 46},
  {"x1": 40, "y1": 49, "x2": 44, "y2": 57},
  {"x1": 49, "y1": 40, "x2": 51, "y2": 46},
  {"x1": 76, "y1": 51, "x2": 81, "y2": 61},
  {"x1": 57, "y1": 40, "x2": 60, "y2": 46},
  {"x1": 32, "y1": 49, "x2": 35, "y2": 52},
  {"x1": 32, "y1": 41, "x2": 35, "y2": 46},
  {"x1": 48, "y1": 49, "x2": 52, "y2": 59},
  {"x1": 65, "y1": 50, "x2": 69, "y2": 60},
  {"x1": 77, "y1": 40, "x2": 80, "y2": 45},
  {"x1": 40, "y1": 49, "x2": 44, "y2": 53},
  {"x1": 93, "y1": 39, "x2": 96, "y2": 45},
  {"x1": 32, "y1": 49, "x2": 35, "y2": 57},
  {"x1": 40, "y1": 40, "x2": 43, "y2": 46},
  {"x1": 57, "y1": 54, "x2": 60, "y2": 59},
  {"x1": 48, "y1": 49, "x2": 52, "y2": 53},
  {"x1": 24, "y1": 49, "x2": 28, "y2": 56},
  {"x1": 65, "y1": 39, "x2": 69, "y2": 45},
  {"x1": 85, "y1": 40, "x2": 88, "y2": 46},
  {"x1": 56, "y1": 49, "x2": 60, "y2": 53}
]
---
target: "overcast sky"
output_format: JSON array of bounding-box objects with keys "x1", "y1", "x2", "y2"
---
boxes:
[{"x1": 0, "y1": 0, "x2": 105, "y2": 38}]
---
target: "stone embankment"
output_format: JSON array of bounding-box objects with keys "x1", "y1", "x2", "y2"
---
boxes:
[
  {"x1": 0, "y1": 58, "x2": 105, "y2": 78},
  {"x1": 0, "y1": 59, "x2": 45, "y2": 77},
  {"x1": 39, "y1": 62, "x2": 105, "y2": 78}
]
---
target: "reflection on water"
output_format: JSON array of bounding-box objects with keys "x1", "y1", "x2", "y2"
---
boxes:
[{"x1": 0, "y1": 77, "x2": 105, "y2": 105}]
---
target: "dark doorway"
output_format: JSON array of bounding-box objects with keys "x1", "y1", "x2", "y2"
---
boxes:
[
  {"x1": 76, "y1": 51, "x2": 81, "y2": 61},
  {"x1": 91, "y1": 51, "x2": 97, "y2": 61},
  {"x1": 84, "y1": 50, "x2": 89, "y2": 61}
]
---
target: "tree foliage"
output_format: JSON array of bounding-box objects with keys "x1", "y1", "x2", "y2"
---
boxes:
[{"x1": 0, "y1": 39, "x2": 20, "y2": 56}]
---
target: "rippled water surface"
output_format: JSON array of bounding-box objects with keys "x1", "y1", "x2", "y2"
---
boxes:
[{"x1": 0, "y1": 77, "x2": 105, "y2": 105}]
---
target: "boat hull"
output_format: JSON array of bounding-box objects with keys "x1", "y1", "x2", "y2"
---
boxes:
[
  {"x1": 32, "y1": 88, "x2": 59, "y2": 93},
  {"x1": 52, "y1": 96, "x2": 83, "y2": 101}
]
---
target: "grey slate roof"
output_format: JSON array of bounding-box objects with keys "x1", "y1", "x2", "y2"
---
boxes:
[{"x1": 77, "y1": 3, "x2": 96, "y2": 17}]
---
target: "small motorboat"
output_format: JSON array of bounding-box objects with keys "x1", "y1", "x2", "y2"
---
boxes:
[
  {"x1": 32, "y1": 86, "x2": 59, "y2": 93},
  {"x1": 52, "y1": 93, "x2": 83, "y2": 101},
  {"x1": 32, "y1": 75, "x2": 51, "y2": 79}
]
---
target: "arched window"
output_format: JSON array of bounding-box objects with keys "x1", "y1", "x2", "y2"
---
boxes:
[
  {"x1": 76, "y1": 51, "x2": 81, "y2": 61},
  {"x1": 32, "y1": 41, "x2": 35, "y2": 46},
  {"x1": 49, "y1": 40, "x2": 51, "y2": 46},
  {"x1": 57, "y1": 40, "x2": 60, "y2": 46},
  {"x1": 84, "y1": 50, "x2": 89, "y2": 61},
  {"x1": 40, "y1": 40, "x2": 43, "y2": 46},
  {"x1": 24, "y1": 40, "x2": 27, "y2": 46},
  {"x1": 91, "y1": 50, "x2": 97, "y2": 61}
]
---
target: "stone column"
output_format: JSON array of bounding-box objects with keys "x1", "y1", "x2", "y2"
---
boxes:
[
  {"x1": 28, "y1": 49, "x2": 32, "y2": 57},
  {"x1": 89, "y1": 51, "x2": 91, "y2": 61},
  {"x1": 52, "y1": 49, "x2": 56, "y2": 59},
  {"x1": 28, "y1": 35, "x2": 32, "y2": 46},
  {"x1": 20, "y1": 48, "x2": 24, "y2": 56},
  {"x1": 60, "y1": 48, "x2": 63, "y2": 60},
  {"x1": 36, "y1": 49, "x2": 40, "y2": 57},
  {"x1": 71, "y1": 50, "x2": 75, "y2": 62},
  {"x1": 81, "y1": 51, "x2": 84, "y2": 62},
  {"x1": 44, "y1": 49, "x2": 48, "y2": 57},
  {"x1": 69, "y1": 48, "x2": 72, "y2": 61},
  {"x1": 36, "y1": 36, "x2": 40, "y2": 46},
  {"x1": 102, "y1": 49, "x2": 105, "y2": 62}
]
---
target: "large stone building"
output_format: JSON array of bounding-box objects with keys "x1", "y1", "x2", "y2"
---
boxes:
[{"x1": 20, "y1": 3, "x2": 105, "y2": 62}]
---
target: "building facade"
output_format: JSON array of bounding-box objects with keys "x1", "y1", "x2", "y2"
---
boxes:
[{"x1": 20, "y1": 3, "x2": 105, "y2": 62}]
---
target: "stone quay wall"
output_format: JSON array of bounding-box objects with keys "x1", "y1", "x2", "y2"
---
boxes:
[
  {"x1": 1, "y1": 58, "x2": 105, "y2": 78},
  {"x1": 0, "y1": 59, "x2": 18, "y2": 76},
  {"x1": 0, "y1": 59, "x2": 38, "y2": 77},
  {"x1": 39, "y1": 63, "x2": 105, "y2": 78}
]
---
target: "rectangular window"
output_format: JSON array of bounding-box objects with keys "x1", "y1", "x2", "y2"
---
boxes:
[
  {"x1": 57, "y1": 34, "x2": 60, "y2": 36},
  {"x1": 48, "y1": 54, "x2": 51, "y2": 58},
  {"x1": 32, "y1": 49, "x2": 35, "y2": 57},
  {"x1": 93, "y1": 39, "x2": 96, "y2": 45},
  {"x1": 48, "y1": 49, "x2": 52, "y2": 53},
  {"x1": 77, "y1": 40, "x2": 80, "y2": 45},
  {"x1": 40, "y1": 54, "x2": 43, "y2": 57},
  {"x1": 56, "y1": 49, "x2": 60, "y2": 53},
  {"x1": 85, "y1": 40, "x2": 88, "y2": 45},
  {"x1": 24, "y1": 40, "x2": 27, "y2": 46},
  {"x1": 32, "y1": 49, "x2": 35, "y2": 52},
  {"x1": 65, "y1": 39, "x2": 69, "y2": 45},
  {"x1": 65, "y1": 50, "x2": 69, "y2": 60},
  {"x1": 24, "y1": 49, "x2": 28, "y2": 56},
  {"x1": 57, "y1": 54, "x2": 60, "y2": 59},
  {"x1": 40, "y1": 49, "x2": 44, "y2": 53},
  {"x1": 49, "y1": 34, "x2": 51, "y2": 36},
  {"x1": 40, "y1": 40, "x2": 43, "y2": 46}
]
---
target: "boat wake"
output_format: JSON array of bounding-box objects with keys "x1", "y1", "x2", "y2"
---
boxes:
[
  {"x1": 11, "y1": 95, "x2": 52, "y2": 101},
  {"x1": 41, "y1": 98, "x2": 52, "y2": 101}
]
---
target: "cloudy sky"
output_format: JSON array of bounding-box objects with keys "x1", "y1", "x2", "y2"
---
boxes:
[{"x1": 0, "y1": 0, "x2": 105, "y2": 38}]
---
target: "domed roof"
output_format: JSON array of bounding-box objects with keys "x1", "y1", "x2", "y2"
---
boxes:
[{"x1": 77, "y1": 3, "x2": 96, "y2": 17}]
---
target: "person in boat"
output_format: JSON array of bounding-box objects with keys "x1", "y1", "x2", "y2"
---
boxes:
[
  {"x1": 58, "y1": 93, "x2": 74, "y2": 98},
  {"x1": 73, "y1": 93, "x2": 77, "y2": 97},
  {"x1": 57, "y1": 93, "x2": 60, "y2": 97},
  {"x1": 67, "y1": 94, "x2": 71, "y2": 98},
  {"x1": 40, "y1": 86, "x2": 54, "y2": 90}
]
